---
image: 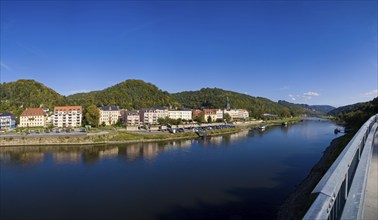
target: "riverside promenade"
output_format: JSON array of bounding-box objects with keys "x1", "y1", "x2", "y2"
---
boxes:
[{"x1": 363, "y1": 130, "x2": 378, "y2": 219}]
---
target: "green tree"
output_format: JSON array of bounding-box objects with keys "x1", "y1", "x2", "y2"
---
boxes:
[
  {"x1": 223, "y1": 113, "x2": 232, "y2": 123},
  {"x1": 85, "y1": 105, "x2": 100, "y2": 127},
  {"x1": 207, "y1": 116, "x2": 212, "y2": 123}
]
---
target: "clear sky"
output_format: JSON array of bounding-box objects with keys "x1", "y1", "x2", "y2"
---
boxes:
[{"x1": 1, "y1": 0, "x2": 377, "y2": 107}]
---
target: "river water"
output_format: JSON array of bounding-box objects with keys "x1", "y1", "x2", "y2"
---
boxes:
[{"x1": 0, "y1": 118, "x2": 343, "y2": 220}]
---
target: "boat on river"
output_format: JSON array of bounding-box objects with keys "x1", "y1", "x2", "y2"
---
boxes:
[{"x1": 258, "y1": 126, "x2": 266, "y2": 131}]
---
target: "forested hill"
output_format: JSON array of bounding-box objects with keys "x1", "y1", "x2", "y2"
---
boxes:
[
  {"x1": 66, "y1": 80, "x2": 175, "y2": 110},
  {"x1": 1, "y1": 79, "x2": 331, "y2": 119},
  {"x1": 0, "y1": 80, "x2": 66, "y2": 116},
  {"x1": 172, "y1": 88, "x2": 294, "y2": 118},
  {"x1": 328, "y1": 97, "x2": 378, "y2": 128}
]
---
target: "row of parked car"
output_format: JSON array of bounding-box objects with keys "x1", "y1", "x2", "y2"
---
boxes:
[
  {"x1": 166, "y1": 125, "x2": 236, "y2": 134},
  {"x1": 194, "y1": 125, "x2": 235, "y2": 131}
]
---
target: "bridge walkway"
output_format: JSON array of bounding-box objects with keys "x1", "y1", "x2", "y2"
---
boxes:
[{"x1": 363, "y1": 130, "x2": 378, "y2": 220}]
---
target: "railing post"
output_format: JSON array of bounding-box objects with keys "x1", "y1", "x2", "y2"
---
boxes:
[{"x1": 345, "y1": 172, "x2": 348, "y2": 200}]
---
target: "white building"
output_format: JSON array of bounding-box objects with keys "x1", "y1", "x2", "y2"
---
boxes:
[
  {"x1": 53, "y1": 106, "x2": 82, "y2": 128},
  {"x1": 140, "y1": 107, "x2": 168, "y2": 125},
  {"x1": 124, "y1": 110, "x2": 140, "y2": 125},
  {"x1": 19, "y1": 108, "x2": 46, "y2": 127},
  {"x1": 216, "y1": 109, "x2": 224, "y2": 120},
  {"x1": 99, "y1": 106, "x2": 120, "y2": 126},
  {"x1": 0, "y1": 112, "x2": 16, "y2": 129},
  {"x1": 168, "y1": 109, "x2": 192, "y2": 120},
  {"x1": 224, "y1": 109, "x2": 249, "y2": 120}
]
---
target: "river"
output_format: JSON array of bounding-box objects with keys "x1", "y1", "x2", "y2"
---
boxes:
[{"x1": 0, "y1": 118, "x2": 344, "y2": 220}]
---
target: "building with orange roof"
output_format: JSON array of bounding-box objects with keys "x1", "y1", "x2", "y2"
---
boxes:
[
  {"x1": 203, "y1": 109, "x2": 218, "y2": 123},
  {"x1": 53, "y1": 106, "x2": 82, "y2": 127},
  {"x1": 19, "y1": 108, "x2": 46, "y2": 127}
]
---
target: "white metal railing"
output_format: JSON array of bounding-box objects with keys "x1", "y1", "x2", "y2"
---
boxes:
[{"x1": 303, "y1": 114, "x2": 378, "y2": 220}]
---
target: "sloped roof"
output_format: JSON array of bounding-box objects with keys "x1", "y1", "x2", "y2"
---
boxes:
[
  {"x1": 100, "y1": 106, "x2": 119, "y2": 111},
  {"x1": 21, "y1": 108, "x2": 45, "y2": 116},
  {"x1": 203, "y1": 109, "x2": 217, "y2": 114},
  {"x1": 0, "y1": 112, "x2": 15, "y2": 118}
]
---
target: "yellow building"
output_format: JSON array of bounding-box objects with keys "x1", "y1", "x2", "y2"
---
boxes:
[{"x1": 99, "y1": 106, "x2": 120, "y2": 126}]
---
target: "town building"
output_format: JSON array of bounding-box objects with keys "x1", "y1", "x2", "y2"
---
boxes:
[
  {"x1": 192, "y1": 109, "x2": 203, "y2": 120},
  {"x1": 216, "y1": 109, "x2": 224, "y2": 120},
  {"x1": 224, "y1": 109, "x2": 249, "y2": 120},
  {"x1": 139, "y1": 107, "x2": 168, "y2": 125},
  {"x1": 123, "y1": 110, "x2": 140, "y2": 125},
  {"x1": 0, "y1": 112, "x2": 16, "y2": 129},
  {"x1": 203, "y1": 109, "x2": 218, "y2": 122},
  {"x1": 99, "y1": 106, "x2": 120, "y2": 126},
  {"x1": 53, "y1": 106, "x2": 82, "y2": 128},
  {"x1": 168, "y1": 109, "x2": 192, "y2": 120},
  {"x1": 19, "y1": 108, "x2": 46, "y2": 127}
]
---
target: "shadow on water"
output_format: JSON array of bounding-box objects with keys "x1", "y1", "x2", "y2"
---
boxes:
[
  {"x1": 155, "y1": 148, "x2": 327, "y2": 220},
  {"x1": 155, "y1": 166, "x2": 303, "y2": 220},
  {"x1": 156, "y1": 187, "x2": 285, "y2": 220}
]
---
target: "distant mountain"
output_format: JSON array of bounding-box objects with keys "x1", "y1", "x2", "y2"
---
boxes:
[
  {"x1": 309, "y1": 105, "x2": 335, "y2": 114},
  {"x1": 328, "y1": 97, "x2": 378, "y2": 128},
  {"x1": 67, "y1": 79, "x2": 175, "y2": 110},
  {"x1": 278, "y1": 100, "x2": 335, "y2": 115},
  {"x1": 0, "y1": 80, "x2": 66, "y2": 116},
  {"x1": 172, "y1": 88, "x2": 297, "y2": 118}
]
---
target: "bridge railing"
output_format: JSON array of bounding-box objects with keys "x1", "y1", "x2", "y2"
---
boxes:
[{"x1": 303, "y1": 114, "x2": 378, "y2": 220}]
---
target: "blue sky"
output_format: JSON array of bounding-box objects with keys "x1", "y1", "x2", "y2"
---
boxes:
[{"x1": 1, "y1": 0, "x2": 377, "y2": 107}]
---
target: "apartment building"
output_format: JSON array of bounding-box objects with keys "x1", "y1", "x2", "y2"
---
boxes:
[
  {"x1": 224, "y1": 109, "x2": 249, "y2": 120},
  {"x1": 19, "y1": 108, "x2": 46, "y2": 127},
  {"x1": 216, "y1": 109, "x2": 224, "y2": 120},
  {"x1": 140, "y1": 107, "x2": 168, "y2": 125},
  {"x1": 168, "y1": 109, "x2": 192, "y2": 120},
  {"x1": 53, "y1": 106, "x2": 82, "y2": 128},
  {"x1": 0, "y1": 112, "x2": 16, "y2": 129},
  {"x1": 123, "y1": 110, "x2": 140, "y2": 125},
  {"x1": 99, "y1": 106, "x2": 120, "y2": 126}
]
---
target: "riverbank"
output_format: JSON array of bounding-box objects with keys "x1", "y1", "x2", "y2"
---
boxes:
[
  {"x1": 0, "y1": 117, "x2": 303, "y2": 147},
  {"x1": 277, "y1": 131, "x2": 355, "y2": 220},
  {"x1": 0, "y1": 127, "x2": 243, "y2": 147}
]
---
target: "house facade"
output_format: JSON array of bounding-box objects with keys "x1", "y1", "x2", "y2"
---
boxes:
[
  {"x1": 216, "y1": 109, "x2": 224, "y2": 120},
  {"x1": 168, "y1": 109, "x2": 192, "y2": 120},
  {"x1": 53, "y1": 106, "x2": 82, "y2": 128},
  {"x1": 0, "y1": 112, "x2": 16, "y2": 129},
  {"x1": 203, "y1": 109, "x2": 218, "y2": 122},
  {"x1": 224, "y1": 109, "x2": 249, "y2": 120},
  {"x1": 140, "y1": 107, "x2": 168, "y2": 125},
  {"x1": 99, "y1": 106, "x2": 120, "y2": 126},
  {"x1": 124, "y1": 110, "x2": 140, "y2": 125},
  {"x1": 19, "y1": 108, "x2": 46, "y2": 127}
]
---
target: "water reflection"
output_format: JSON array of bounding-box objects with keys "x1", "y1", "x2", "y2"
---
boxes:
[
  {"x1": 0, "y1": 132, "x2": 256, "y2": 165},
  {"x1": 0, "y1": 139, "x2": 197, "y2": 164},
  {"x1": 53, "y1": 151, "x2": 81, "y2": 164},
  {"x1": 1, "y1": 119, "x2": 343, "y2": 220}
]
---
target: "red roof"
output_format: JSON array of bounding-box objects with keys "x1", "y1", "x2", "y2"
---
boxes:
[
  {"x1": 54, "y1": 106, "x2": 82, "y2": 112},
  {"x1": 203, "y1": 109, "x2": 217, "y2": 114},
  {"x1": 21, "y1": 108, "x2": 45, "y2": 116}
]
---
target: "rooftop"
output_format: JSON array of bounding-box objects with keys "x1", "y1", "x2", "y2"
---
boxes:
[
  {"x1": 100, "y1": 106, "x2": 119, "y2": 111},
  {"x1": 54, "y1": 106, "x2": 82, "y2": 112},
  {"x1": 21, "y1": 108, "x2": 45, "y2": 116}
]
